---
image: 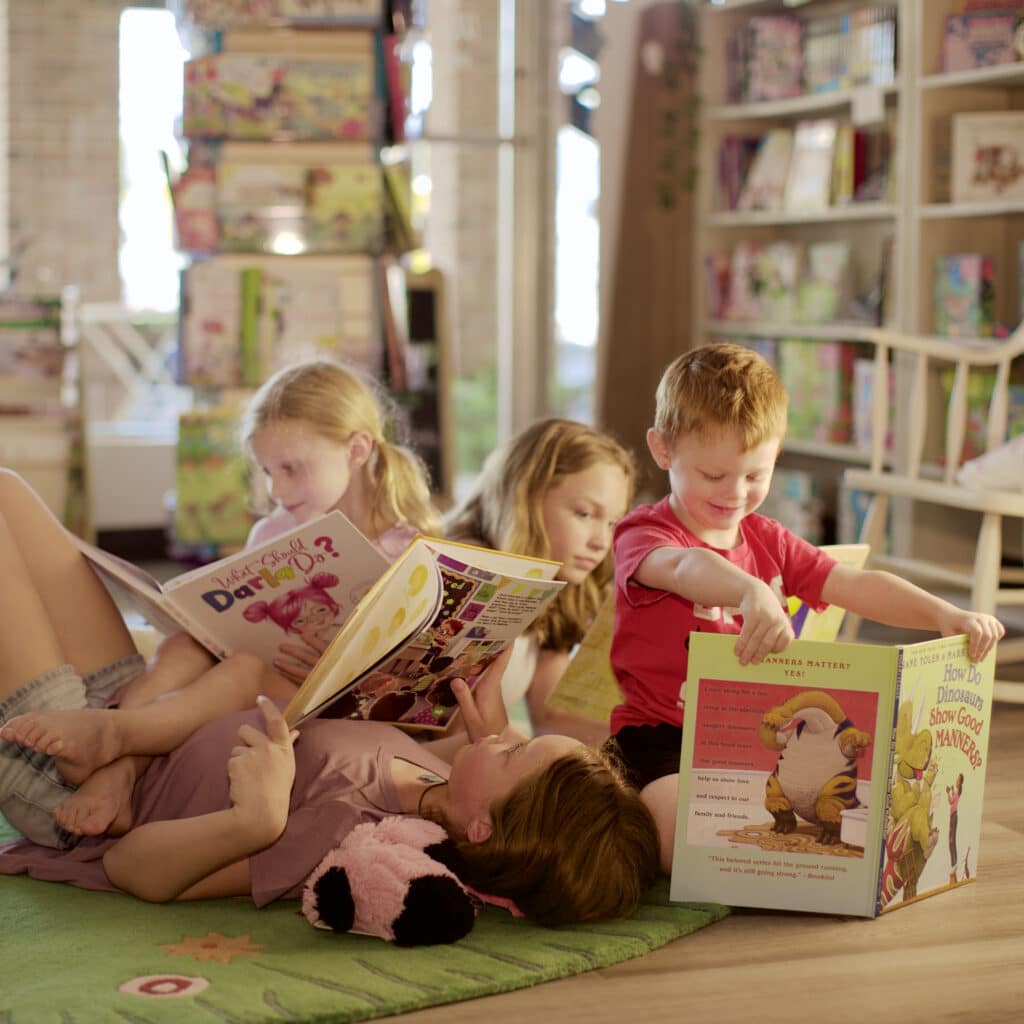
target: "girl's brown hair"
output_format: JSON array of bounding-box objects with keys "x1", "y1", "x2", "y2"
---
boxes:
[
  {"x1": 241, "y1": 359, "x2": 440, "y2": 536},
  {"x1": 444, "y1": 747, "x2": 660, "y2": 925},
  {"x1": 444, "y1": 418, "x2": 635, "y2": 650}
]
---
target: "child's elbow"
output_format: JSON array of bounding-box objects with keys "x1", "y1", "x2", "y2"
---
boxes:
[{"x1": 103, "y1": 852, "x2": 177, "y2": 903}]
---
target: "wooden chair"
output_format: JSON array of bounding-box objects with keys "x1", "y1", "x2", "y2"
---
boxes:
[{"x1": 840, "y1": 321, "x2": 1024, "y2": 704}]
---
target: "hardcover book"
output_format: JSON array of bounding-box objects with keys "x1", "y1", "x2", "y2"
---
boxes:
[
  {"x1": 78, "y1": 510, "x2": 389, "y2": 670},
  {"x1": 951, "y1": 111, "x2": 1024, "y2": 204},
  {"x1": 933, "y1": 254, "x2": 995, "y2": 338},
  {"x1": 670, "y1": 632, "x2": 995, "y2": 916},
  {"x1": 942, "y1": 12, "x2": 1020, "y2": 72},
  {"x1": 283, "y1": 538, "x2": 565, "y2": 730},
  {"x1": 737, "y1": 129, "x2": 793, "y2": 212},
  {"x1": 783, "y1": 119, "x2": 838, "y2": 214}
]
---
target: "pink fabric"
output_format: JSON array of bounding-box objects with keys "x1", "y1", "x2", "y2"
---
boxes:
[
  {"x1": 610, "y1": 498, "x2": 836, "y2": 733},
  {"x1": 248, "y1": 511, "x2": 416, "y2": 561},
  {"x1": 0, "y1": 711, "x2": 450, "y2": 906}
]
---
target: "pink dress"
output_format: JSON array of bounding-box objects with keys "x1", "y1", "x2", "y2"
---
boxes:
[{"x1": 0, "y1": 710, "x2": 450, "y2": 906}]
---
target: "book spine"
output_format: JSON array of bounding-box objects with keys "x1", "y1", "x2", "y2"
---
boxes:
[
  {"x1": 874, "y1": 647, "x2": 905, "y2": 917},
  {"x1": 239, "y1": 267, "x2": 263, "y2": 386}
]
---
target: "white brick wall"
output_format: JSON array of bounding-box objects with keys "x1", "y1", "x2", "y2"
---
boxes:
[{"x1": 5, "y1": 0, "x2": 125, "y2": 300}]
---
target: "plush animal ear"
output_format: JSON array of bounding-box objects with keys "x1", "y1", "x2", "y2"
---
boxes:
[{"x1": 308, "y1": 866, "x2": 356, "y2": 933}]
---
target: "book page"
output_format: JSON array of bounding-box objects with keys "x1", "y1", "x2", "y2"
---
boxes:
[
  {"x1": 545, "y1": 592, "x2": 622, "y2": 721},
  {"x1": 163, "y1": 510, "x2": 388, "y2": 665},
  {"x1": 286, "y1": 537, "x2": 566, "y2": 729},
  {"x1": 671, "y1": 633, "x2": 899, "y2": 917}
]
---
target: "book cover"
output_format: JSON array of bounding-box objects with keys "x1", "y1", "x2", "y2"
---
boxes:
[
  {"x1": 737, "y1": 129, "x2": 793, "y2": 212},
  {"x1": 546, "y1": 546, "x2": 868, "y2": 722},
  {"x1": 756, "y1": 241, "x2": 802, "y2": 322},
  {"x1": 216, "y1": 162, "x2": 307, "y2": 253},
  {"x1": 798, "y1": 240, "x2": 851, "y2": 323},
  {"x1": 179, "y1": 260, "x2": 243, "y2": 388},
  {"x1": 304, "y1": 163, "x2": 385, "y2": 252},
  {"x1": 933, "y1": 254, "x2": 995, "y2": 338},
  {"x1": 175, "y1": 406, "x2": 255, "y2": 550},
  {"x1": 942, "y1": 12, "x2": 1020, "y2": 72},
  {"x1": 777, "y1": 339, "x2": 854, "y2": 444},
  {"x1": 725, "y1": 241, "x2": 765, "y2": 321},
  {"x1": 670, "y1": 633, "x2": 995, "y2": 916},
  {"x1": 80, "y1": 510, "x2": 389, "y2": 668},
  {"x1": 745, "y1": 16, "x2": 803, "y2": 103},
  {"x1": 783, "y1": 120, "x2": 838, "y2": 215},
  {"x1": 951, "y1": 111, "x2": 1024, "y2": 204},
  {"x1": 283, "y1": 538, "x2": 566, "y2": 731},
  {"x1": 183, "y1": 52, "x2": 376, "y2": 141},
  {"x1": 185, "y1": 0, "x2": 381, "y2": 27}
]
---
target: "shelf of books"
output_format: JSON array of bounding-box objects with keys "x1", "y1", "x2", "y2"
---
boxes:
[
  {"x1": 695, "y1": 1, "x2": 903, "y2": 543},
  {"x1": 167, "y1": 0, "x2": 451, "y2": 560},
  {"x1": 0, "y1": 288, "x2": 90, "y2": 540},
  {"x1": 902, "y1": 0, "x2": 1024, "y2": 572}
]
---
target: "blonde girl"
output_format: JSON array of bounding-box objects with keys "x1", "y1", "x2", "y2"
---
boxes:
[
  {"x1": 243, "y1": 358, "x2": 439, "y2": 555},
  {"x1": 444, "y1": 418, "x2": 636, "y2": 746}
]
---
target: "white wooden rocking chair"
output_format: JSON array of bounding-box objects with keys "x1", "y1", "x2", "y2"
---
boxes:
[{"x1": 840, "y1": 321, "x2": 1024, "y2": 704}]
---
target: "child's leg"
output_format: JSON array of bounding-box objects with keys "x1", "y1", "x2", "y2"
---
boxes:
[
  {"x1": 641, "y1": 774, "x2": 680, "y2": 875},
  {"x1": 0, "y1": 469, "x2": 136, "y2": 702},
  {"x1": 116, "y1": 632, "x2": 217, "y2": 709},
  {"x1": 2, "y1": 651, "x2": 276, "y2": 784}
]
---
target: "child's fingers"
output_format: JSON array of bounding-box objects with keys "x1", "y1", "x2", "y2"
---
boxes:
[
  {"x1": 452, "y1": 678, "x2": 484, "y2": 737},
  {"x1": 257, "y1": 694, "x2": 294, "y2": 745}
]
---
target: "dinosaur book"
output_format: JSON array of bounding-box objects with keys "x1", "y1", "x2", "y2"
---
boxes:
[{"x1": 669, "y1": 633, "x2": 995, "y2": 916}]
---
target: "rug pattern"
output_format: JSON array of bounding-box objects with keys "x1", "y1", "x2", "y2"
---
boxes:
[{"x1": 1, "y1": 875, "x2": 728, "y2": 1023}]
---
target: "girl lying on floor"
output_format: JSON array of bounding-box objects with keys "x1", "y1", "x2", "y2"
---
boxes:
[{"x1": 0, "y1": 469, "x2": 659, "y2": 925}]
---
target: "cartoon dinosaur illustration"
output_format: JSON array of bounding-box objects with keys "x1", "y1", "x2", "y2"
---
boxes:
[
  {"x1": 880, "y1": 700, "x2": 939, "y2": 906},
  {"x1": 759, "y1": 690, "x2": 872, "y2": 845}
]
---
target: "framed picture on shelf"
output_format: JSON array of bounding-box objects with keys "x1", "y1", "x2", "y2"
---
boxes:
[{"x1": 951, "y1": 112, "x2": 1024, "y2": 204}]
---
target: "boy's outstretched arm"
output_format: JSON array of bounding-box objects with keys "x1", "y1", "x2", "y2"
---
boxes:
[
  {"x1": 635, "y1": 546, "x2": 794, "y2": 665},
  {"x1": 821, "y1": 564, "x2": 1005, "y2": 661}
]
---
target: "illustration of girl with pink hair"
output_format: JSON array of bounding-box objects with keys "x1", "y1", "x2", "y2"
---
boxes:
[{"x1": 242, "y1": 572, "x2": 343, "y2": 682}]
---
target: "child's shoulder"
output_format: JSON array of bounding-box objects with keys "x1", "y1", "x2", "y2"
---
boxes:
[{"x1": 619, "y1": 495, "x2": 674, "y2": 530}]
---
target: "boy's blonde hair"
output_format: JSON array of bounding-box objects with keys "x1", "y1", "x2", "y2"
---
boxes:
[
  {"x1": 654, "y1": 343, "x2": 788, "y2": 448},
  {"x1": 242, "y1": 359, "x2": 440, "y2": 536},
  {"x1": 444, "y1": 418, "x2": 635, "y2": 651}
]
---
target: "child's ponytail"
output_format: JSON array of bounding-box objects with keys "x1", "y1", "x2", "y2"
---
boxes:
[{"x1": 370, "y1": 438, "x2": 441, "y2": 538}]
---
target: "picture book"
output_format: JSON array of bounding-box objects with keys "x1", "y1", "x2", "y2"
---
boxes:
[
  {"x1": 942, "y1": 12, "x2": 1020, "y2": 72},
  {"x1": 670, "y1": 632, "x2": 995, "y2": 917},
  {"x1": 179, "y1": 259, "x2": 244, "y2": 388},
  {"x1": 216, "y1": 162, "x2": 307, "y2": 253},
  {"x1": 725, "y1": 241, "x2": 765, "y2": 321},
  {"x1": 175, "y1": 405, "x2": 254, "y2": 550},
  {"x1": 185, "y1": 0, "x2": 382, "y2": 27},
  {"x1": 798, "y1": 240, "x2": 851, "y2": 323},
  {"x1": 736, "y1": 129, "x2": 793, "y2": 212},
  {"x1": 744, "y1": 16, "x2": 803, "y2": 103},
  {"x1": 80, "y1": 510, "x2": 389, "y2": 666},
  {"x1": 784, "y1": 119, "x2": 838, "y2": 214},
  {"x1": 951, "y1": 111, "x2": 1024, "y2": 204},
  {"x1": 756, "y1": 241, "x2": 802, "y2": 322},
  {"x1": 546, "y1": 546, "x2": 868, "y2": 724},
  {"x1": 934, "y1": 254, "x2": 995, "y2": 339},
  {"x1": 283, "y1": 538, "x2": 566, "y2": 731},
  {"x1": 777, "y1": 338, "x2": 855, "y2": 444}
]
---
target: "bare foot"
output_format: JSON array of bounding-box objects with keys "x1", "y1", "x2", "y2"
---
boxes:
[
  {"x1": 54, "y1": 758, "x2": 139, "y2": 837},
  {"x1": 0, "y1": 708, "x2": 124, "y2": 786}
]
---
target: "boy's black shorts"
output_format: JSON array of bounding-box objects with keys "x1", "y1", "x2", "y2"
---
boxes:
[{"x1": 602, "y1": 723, "x2": 683, "y2": 791}]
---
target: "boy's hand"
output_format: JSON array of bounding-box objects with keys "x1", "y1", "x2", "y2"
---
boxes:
[
  {"x1": 227, "y1": 697, "x2": 298, "y2": 845},
  {"x1": 735, "y1": 580, "x2": 795, "y2": 665},
  {"x1": 938, "y1": 610, "x2": 1005, "y2": 662}
]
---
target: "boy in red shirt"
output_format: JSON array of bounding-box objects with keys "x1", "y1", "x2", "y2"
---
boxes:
[{"x1": 605, "y1": 343, "x2": 1004, "y2": 872}]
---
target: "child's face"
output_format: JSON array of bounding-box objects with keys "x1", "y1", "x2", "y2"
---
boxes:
[
  {"x1": 250, "y1": 419, "x2": 358, "y2": 524},
  {"x1": 541, "y1": 462, "x2": 630, "y2": 584},
  {"x1": 648, "y1": 426, "x2": 780, "y2": 548}
]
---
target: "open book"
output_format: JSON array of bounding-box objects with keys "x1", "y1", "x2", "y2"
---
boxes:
[
  {"x1": 78, "y1": 511, "x2": 388, "y2": 667},
  {"x1": 546, "y1": 543, "x2": 871, "y2": 723},
  {"x1": 671, "y1": 632, "x2": 995, "y2": 917},
  {"x1": 283, "y1": 538, "x2": 565, "y2": 731}
]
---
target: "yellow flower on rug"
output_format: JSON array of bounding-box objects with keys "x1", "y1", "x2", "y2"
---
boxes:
[{"x1": 161, "y1": 931, "x2": 265, "y2": 964}]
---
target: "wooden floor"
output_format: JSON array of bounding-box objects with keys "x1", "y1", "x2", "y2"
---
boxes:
[{"x1": 393, "y1": 700, "x2": 1024, "y2": 1024}]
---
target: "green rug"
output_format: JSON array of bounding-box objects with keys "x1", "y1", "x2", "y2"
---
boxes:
[{"x1": 1, "y1": 874, "x2": 727, "y2": 1022}]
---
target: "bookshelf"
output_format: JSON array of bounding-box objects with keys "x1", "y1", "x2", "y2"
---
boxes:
[
  {"x1": 169, "y1": 1, "x2": 452, "y2": 556},
  {"x1": 694, "y1": 0, "x2": 905, "y2": 544},
  {"x1": 694, "y1": 0, "x2": 1024, "y2": 574},
  {"x1": 0, "y1": 287, "x2": 90, "y2": 539}
]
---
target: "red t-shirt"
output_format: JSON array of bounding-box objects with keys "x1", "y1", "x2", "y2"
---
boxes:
[{"x1": 609, "y1": 497, "x2": 836, "y2": 734}]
